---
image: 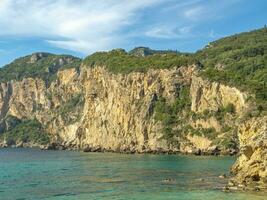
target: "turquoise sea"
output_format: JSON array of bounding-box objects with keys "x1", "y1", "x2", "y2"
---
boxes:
[{"x1": 0, "y1": 148, "x2": 265, "y2": 200}]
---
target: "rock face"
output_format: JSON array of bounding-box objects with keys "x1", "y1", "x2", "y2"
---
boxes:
[
  {"x1": 190, "y1": 76, "x2": 248, "y2": 114},
  {"x1": 0, "y1": 65, "x2": 252, "y2": 153},
  {"x1": 77, "y1": 67, "x2": 173, "y2": 152},
  {"x1": 29, "y1": 52, "x2": 50, "y2": 63},
  {"x1": 47, "y1": 65, "x2": 202, "y2": 152},
  {"x1": 0, "y1": 64, "x2": 237, "y2": 153},
  {"x1": 0, "y1": 66, "x2": 196, "y2": 152},
  {"x1": 230, "y1": 117, "x2": 267, "y2": 190}
]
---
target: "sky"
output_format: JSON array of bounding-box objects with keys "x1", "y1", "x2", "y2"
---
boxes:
[{"x1": 0, "y1": 0, "x2": 266, "y2": 67}]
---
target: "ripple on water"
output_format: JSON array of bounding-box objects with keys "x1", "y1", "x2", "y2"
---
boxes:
[{"x1": 0, "y1": 148, "x2": 265, "y2": 200}]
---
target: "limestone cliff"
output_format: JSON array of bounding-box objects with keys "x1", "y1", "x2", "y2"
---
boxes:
[
  {"x1": 229, "y1": 117, "x2": 267, "y2": 191},
  {"x1": 0, "y1": 65, "x2": 197, "y2": 152},
  {"x1": 0, "y1": 64, "x2": 247, "y2": 153},
  {"x1": 190, "y1": 76, "x2": 248, "y2": 114},
  {"x1": 0, "y1": 67, "x2": 182, "y2": 151}
]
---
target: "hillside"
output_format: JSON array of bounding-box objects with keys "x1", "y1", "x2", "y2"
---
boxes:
[
  {"x1": 0, "y1": 52, "x2": 81, "y2": 84},
  {"x1": 129, "y1": 47, "x2": 181, "y2": 57},
  {"x1": 197, "y1": 28, "x2": 267, "y2": 110},
  {"x1": 83, "y1": 48, "x2": 197, "y2": 74}
]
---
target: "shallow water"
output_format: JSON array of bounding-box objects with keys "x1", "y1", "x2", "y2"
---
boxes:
[{"x1": 0, "y1": 148, "x2": 265, "y2": 200}]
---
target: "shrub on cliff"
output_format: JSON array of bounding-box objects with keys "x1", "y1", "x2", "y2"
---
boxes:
[
  {"x1": 154, "y1": 86, "x2": 192, "y2": 138},
  {"x1": 0, "y1": 119, "x2": 50, "y2": 145},
  {"x1": 58, "y1": 93, "x2": 85, "y2": 124}
]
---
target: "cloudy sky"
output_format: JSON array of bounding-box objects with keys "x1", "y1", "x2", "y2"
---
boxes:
[{"x1": 0, "y1": 0, "x2": 266, "y2": 66}]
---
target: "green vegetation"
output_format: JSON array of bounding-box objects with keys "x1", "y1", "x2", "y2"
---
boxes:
[
  {"x1": 129, "y1": 47, "x2": 180, "y2": 57},
  {"x1": 214, "y1": 130, "x2": 238, "y2": 149},
  {"x1": 58, "y1": 93, "x2": 85, "y2": 123},
  {"x1": 0, "y1": 118, "x2": 50, "y2": 145},
  {"x1": 224, "y1": 103, "x2": 235, "y2": 114},
  {"x1": 220, "y1": 137, "x2": 238, "y2": 149},
  {"x1": 154, "y1": 90, "x2": 237, "y2": 141},
  {"x1": 188, "y1": 126, "x2": 217, "y2": 140},
  {"x1": 0, "y1": 53, "x2": 81, "y2": 85},
  {"x1": 154, "y1": 86, "x2": 192, "y2": 139},
  {"x1": 3, "y1": 115, "x2": 22, "y2": 131},
  {"x1": 196, "y1": 28, "x2": 267, "y2": 108},
  {"x1": 191, "y1": 103, "x2": 236, "y2": 122},
  {"x1": 59, "y1": 59, "x2": 82, "y2": 71},
  {"x1": 83, "y1": 49, "x2": 197, "y2": 74},
  {"x1": 213, "y1": 103, "x2": 236, "y2": 121}
]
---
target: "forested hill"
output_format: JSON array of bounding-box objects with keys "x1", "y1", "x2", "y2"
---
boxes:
[
  {"x1": 0, "y1": 53, "x2": 81, "y2": 84},
  {"x1": 197, "y1": 28, "x2": 267, "y2": 105}
]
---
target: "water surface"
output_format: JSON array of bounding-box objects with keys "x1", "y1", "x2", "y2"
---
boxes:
[{"x1": 0, "y1": 148, "x2": 265, "y2": 200}]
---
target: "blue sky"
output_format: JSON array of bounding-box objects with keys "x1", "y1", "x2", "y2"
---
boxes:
[{"x1": 0, "y1": 0, "x2": 266, "y2": 67}]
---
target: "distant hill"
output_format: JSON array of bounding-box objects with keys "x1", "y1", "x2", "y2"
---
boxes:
[
  {"x1": 129, "y1": 47, "x2": 179, "y2": 57},
  {"x1": 0, "y1": 52, "x2": 81, "y2": 84}
]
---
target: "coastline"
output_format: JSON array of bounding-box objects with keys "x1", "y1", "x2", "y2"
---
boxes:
[{"x1": 0, "y1": 142, "x2": 238, "y2": 156}]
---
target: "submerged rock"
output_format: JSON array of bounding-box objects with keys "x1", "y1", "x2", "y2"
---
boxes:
[
  {"x1": 162, "y1": 178, "x2": 176, "y2": 184},
  {"x1": 219, "y1": 174, "x2": 226, "y2": 179}
]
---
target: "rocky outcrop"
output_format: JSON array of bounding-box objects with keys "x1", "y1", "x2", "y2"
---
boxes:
[
  {"x1": 229, "y1": 117, "x2": 267, "y2": 191},
  {"x1": 190, "y1": 76, "x2": 248, "y2": 114},
  {"x1": 29, "y1": 53, "x2": 50, "y2": 63}
]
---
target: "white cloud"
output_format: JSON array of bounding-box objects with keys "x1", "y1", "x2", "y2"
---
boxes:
[
  {"x1": 182, "y1": 1, "x2": 242, "y2": 22},
  {"x1": 0, "y1": 0, "x2": 243, "y2": 54},
  {"x1": 0, "y1": 0, "x2": 161, "y2": 54},
  {"x1": 161, "y1": 0, "x2": 203, "y2": 12},
  {"x1": 145, "y1": 25, "x2": 194, "y2": 39},
  {"x1": 145, "y1": 1, "x2": 241, "y2": 40},
  {"x1": 145, "y1": 27, "x2": 177, "y2": 39},
  {"x1": 184, "y1": 6, "x2": 204, "y2": 20}
]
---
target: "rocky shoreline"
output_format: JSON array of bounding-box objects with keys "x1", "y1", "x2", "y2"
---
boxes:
[
  {"x1": 225, "y1": 179, "x2": 267, "y2": 192},
  {"x1": 0, "y1": 141, "x2": 238, "y2": 156}
]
